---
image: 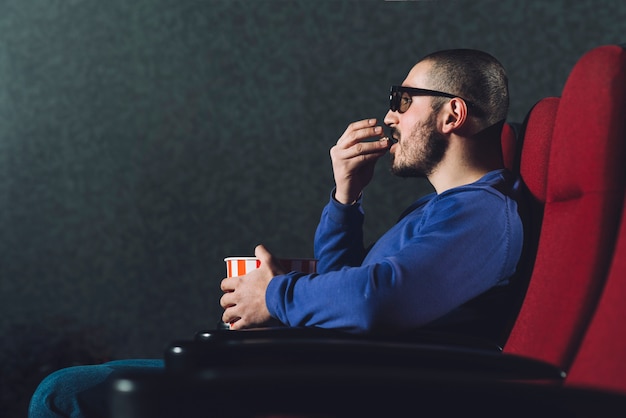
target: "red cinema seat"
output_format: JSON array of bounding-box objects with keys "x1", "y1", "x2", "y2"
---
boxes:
[
  {"x1": 503, "y1": 44, "x2": 626, "y2": 373},
  {"x1": 565, "y1": 194, "x2": 626, "y2": 395},
  {"x1": 497, "y1": 96, "x2": 559, "y2": 338},
  {"x1": 106, "y1": 44, "x2": 626, "y2": 418}
]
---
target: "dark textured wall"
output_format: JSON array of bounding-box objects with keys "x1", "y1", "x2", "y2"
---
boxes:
[{"x1": 1, "y1": 0, "x2": 625, "y2": 415}]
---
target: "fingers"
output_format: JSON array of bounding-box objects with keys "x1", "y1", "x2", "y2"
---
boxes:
[
  {"x1": 330, "y1": 136, "x2": 389, "y2": 168},
  {"x1": 220, "y1": 276, "x2": 234, "y2": 292},
  {"x1": 220, "y1": 281, "x2": 239, "y2": 325},
  {"x1": 339, "y1": 138, "x2": 390, "y2": 160},
  {"x1": 334, "y1": 119, "x2": 390, "y2": 161},
  {"x1": 220, "y1": 286, "x2": 235, "y2": 307},
  {"x1": 228, "y1": 317, "x2": 244, "y2": 330},
  {"x1": 336, "y1": 118, "x2": 386, "y2": 148},
  {"x1": 220, "y1": 290, "x2": 242, "y2": 325},
  {"x1": 221, "y1": 308, "x2": 241, "y2": 327}
]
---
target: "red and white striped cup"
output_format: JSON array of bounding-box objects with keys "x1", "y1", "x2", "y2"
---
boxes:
[
  {"x1": 220, "y1": 256, "x2": 317, "y2": 329},
  {"x1": 224, "y1": 256, "x2": 317, "y2": 277}
]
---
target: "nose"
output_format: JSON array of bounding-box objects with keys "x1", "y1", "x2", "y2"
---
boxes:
[{"x1": 383, "y1": 109, "x2": 398, "y2": 127}]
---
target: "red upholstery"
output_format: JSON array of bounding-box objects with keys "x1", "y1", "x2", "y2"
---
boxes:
[
  {"x1": 504, "y1": 45, "x2": 626, "y2": 371},
  {"x1": 565, "y1": 192, "x2": 626, "y2": 394},
  {"x1": 499, "y1": 97, "x2": 560, "y2": 334},
  {"x1": 518, "y1": 98, "x2": 559, "y2": 207},
  {"x1": 501, "y1": 122, "x2": 517, "y2": 171}
]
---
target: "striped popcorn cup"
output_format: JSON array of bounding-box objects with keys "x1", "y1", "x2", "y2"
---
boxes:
[
  {"x1": 224, "y1": 256, "x2": 317, "y2": 277},
  {"x1": 220, "y1": 256, "x2": 317, "y2": 330}
]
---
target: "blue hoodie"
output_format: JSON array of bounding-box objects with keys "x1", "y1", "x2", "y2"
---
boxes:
[{"x1": 266, "y1": 169, "x2": 524, "y2": 334}]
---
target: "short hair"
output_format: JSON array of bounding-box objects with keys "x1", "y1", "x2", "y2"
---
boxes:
[{"x1": 420, "y1": 49, "x2": 509, "y2": 127}]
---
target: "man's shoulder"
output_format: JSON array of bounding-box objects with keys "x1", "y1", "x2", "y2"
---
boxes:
[
  {"x1": 438, "y1": 169, "x2": 519, "y2": 201},
  {"x1": 426, "y1": 173, "x2": 519, "y2": 220}
]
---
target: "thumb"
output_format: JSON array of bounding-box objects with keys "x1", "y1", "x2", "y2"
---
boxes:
[
  {"x1": 254, "y1": 244, "x2": 284, "y2": 275},
  {"x1": 254, "y1": 244, "x2": 272, "y2": 263}
]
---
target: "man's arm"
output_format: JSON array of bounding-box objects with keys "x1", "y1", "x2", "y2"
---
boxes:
[
  {"x1": 314, "y1": 119, "x2": 389, "y2": 272},
  {"x1": 312, "y1": 194, "x2": 366, "y2": 273},
  {"x1": 219, "y1": 119, "x2": 390, "y2": 330},
  {"x1": 266, "y1": 187, "x2": 523, "y2": 333}
]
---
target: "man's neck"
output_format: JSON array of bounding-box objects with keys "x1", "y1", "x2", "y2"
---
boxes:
[
  {"x1": 429, "y1": 132, "x2": 505, "y2": 194},
  {"x1": 429, "y1": 166, "x2": 493, "y2": 194}
]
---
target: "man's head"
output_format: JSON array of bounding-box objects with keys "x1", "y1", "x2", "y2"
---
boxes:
[
  {"x1": 384, "y1": 49, "x2": 509, "y2": 180},
  {"x1": 419, "y1": 49, "x2": 509, "y2": 127}
]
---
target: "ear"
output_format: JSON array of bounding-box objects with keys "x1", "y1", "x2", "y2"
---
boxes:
[{"x1": 441, "y1": 98, "x2": 468, "y2": 134}]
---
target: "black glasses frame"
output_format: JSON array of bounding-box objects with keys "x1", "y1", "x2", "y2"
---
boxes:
[{"x1": 389, "y1": 85, "x2": 477, "y2": 113}]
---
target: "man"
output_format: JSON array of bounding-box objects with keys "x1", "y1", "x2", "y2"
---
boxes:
[
  {"x1": 29, "y1": 49, "x2": 524, "y2": 418},
  {"x1": 221, "y1": 48, "x2": 523, "y2": 337}
]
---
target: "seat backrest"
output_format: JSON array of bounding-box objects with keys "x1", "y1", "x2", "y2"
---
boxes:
[
  {"x1": 503, "y1": 45, "x2": 626, "y2": 371},
  {"x1": 565, "y1": 192, "x2": 626, "y2": 395},
  {"x1": 495, "y1": 97, "x2": 559, "y2": 340},
  {"x1": 501, "y1": 121, "x2": 519, "y2": 171},
  {"x1": 517, "y1": 98, "x2": 558, "y2": 211}
]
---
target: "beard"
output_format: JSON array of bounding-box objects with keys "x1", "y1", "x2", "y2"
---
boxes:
[{"x1": 390, "y1": 113, "x2": 448, "y2": 178}]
